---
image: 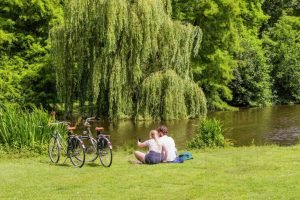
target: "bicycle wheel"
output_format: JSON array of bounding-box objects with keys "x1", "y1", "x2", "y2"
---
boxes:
[
  {"x1": 48, "y1": 136, "x2": 60, "y2": 163},
  {"x1": 68, "y1": 137, "x2": 86, "y2": 168},
  {"x1": 85, "y1": 138, "x2": 98, "y2": 162},
  {"x1": 98, "y1": 137, "x2": 113, "y2": 167}
]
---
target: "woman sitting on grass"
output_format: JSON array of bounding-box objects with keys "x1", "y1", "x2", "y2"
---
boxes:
[{"x1": 134, "y1": 130, "x2": 166, "y2": 164}]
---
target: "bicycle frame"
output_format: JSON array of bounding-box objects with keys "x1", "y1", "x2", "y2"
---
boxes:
[
  {"x1": 80, "y1": 117, "x2": 113, "y2": 166},
  {"x1": 52, "y1": 130, "x2": 68, "y2": 155},
  {"x1": 48, "y1": 122, "x2": 86, "y2": 167},
  {"x1": 81, "y1": 118, "x2": 111, "y2": 147}
]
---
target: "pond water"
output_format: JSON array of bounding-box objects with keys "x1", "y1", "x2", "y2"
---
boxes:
[
  {"x1": 209, "y1": 105, "x2": 300, "y2": 147},
  {"x1": 78, "y1": 105, "x2": 300, "y2": 149}
]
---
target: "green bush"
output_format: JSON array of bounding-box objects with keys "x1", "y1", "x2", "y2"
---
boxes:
[{"x1": 187, "y1": 118, "x2": 228, "y2": 149}]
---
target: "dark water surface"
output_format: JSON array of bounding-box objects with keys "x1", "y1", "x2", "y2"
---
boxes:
[
  {"x1": 209, "y1": 105, "x2": 300, "y2": 146},
  {"x1": 79, "y1": 105, "x2": 300, "y2": 149}
]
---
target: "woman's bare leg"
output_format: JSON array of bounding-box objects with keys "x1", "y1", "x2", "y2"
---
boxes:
[{"x1": 134, "y1": 151, "x2": 145, "y2": 163}]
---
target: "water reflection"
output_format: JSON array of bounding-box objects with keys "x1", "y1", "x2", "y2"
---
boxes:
[
  {"x1": 209, "y1": 105, "x2": 300, "y2": 146},
  {"x1": 84, "y1": 119, "x2": 198, "y2": 149},
  {"x1": 76, "y1": 105, "x2": 300, "y2": 149}
]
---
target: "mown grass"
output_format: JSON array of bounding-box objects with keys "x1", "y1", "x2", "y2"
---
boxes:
[{"x1": 1, "y1": 145, "x2": 300, "y2": 199}]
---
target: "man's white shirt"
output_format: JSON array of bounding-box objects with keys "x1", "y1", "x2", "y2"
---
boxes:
[{"x1": 159, "y1": 135, "x2": 177, "y2": 161}]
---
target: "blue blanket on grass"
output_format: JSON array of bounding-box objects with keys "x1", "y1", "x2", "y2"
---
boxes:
[{"x1": 169, "y1": 152, "x2": 193, "y2": 163}]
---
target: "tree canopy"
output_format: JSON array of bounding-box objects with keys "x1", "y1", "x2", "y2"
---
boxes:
[
  {"x1": 51, "y1": 0, "x2": 206, "y2": 120},
  {"x1": 0, "y1": 0, "x2": 63, "y2": 106},
  {"x1": 1, "y1": 0, "x2": 299, "y2": 119},
  {"x1": 263, "y1": 15, "x2": 300, "y2": 103}
]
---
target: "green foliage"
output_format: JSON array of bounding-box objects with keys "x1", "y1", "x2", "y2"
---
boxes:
[
  {"x1": 51, "y1": 0, "x2": 206, "y2": 119},
  {"x1": 20, "y1": 59, "x2": 58, "y2": 108},
  {"x1": 286, "y1": 0, "x2": 300, "y2": 16},
  {"x1": 0, "y1": 0, "x2": 63, "y2": 106},
  {"x1": 262, "y1": 0, "x2": 300, "y2": 29},
  {"x1": 0, "y1": 67, "x2": 22, "y2": 104},
  {"x1": 173, "y1": 0, "x2": 272, "y2": 109},
  {"x1": 173, "y1": 0, "x2": 242, "y2": 110},
  {"x1": 0, "y1": 104, "x2": 53, "y2": 150},
  {"x1": 263, "y1": 15, "x2": 300, "y2": 103},
  {"x1": 239, "y1": 0, "x2": 269, "y2": 30},
  {"x1": 192, "y1": 0, "x2": 241, "y2": 110},
  {"x1": 1, "y1": 0, "x2": 299, "y2": 116},
  {"x1": 262, "y1": 0, "x2": 286, "y2": 27},
  {"x1": 228, "y1": 1, "x2": 271, "y2": 107},
  {"x1": 232, "y1": 0, "x2": 272, "y2": 107},
  {"x1": 138, "y1": 70, "x2": 206, "y2": 120},
  {"x1": 229, "y1": 29, "x2": 271, "y2": 107},
  {"x1": 187, "y1": 118, "x2": 227, "y2": 149},
  {"x1": 172, "y1": 0, "x2": 198, "y2": 22}
]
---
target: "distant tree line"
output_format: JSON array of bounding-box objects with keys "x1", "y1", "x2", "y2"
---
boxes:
[{"x1": 172, "y1": 0, "x2": 300, "y2": 109}]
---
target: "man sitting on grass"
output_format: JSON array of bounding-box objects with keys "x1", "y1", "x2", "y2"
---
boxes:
[{"x1": 157, "y1": 125, "x2": 177, "y2": 163}]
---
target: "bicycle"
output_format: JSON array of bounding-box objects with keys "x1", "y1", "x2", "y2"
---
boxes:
[
  {"x1": 81, "y1": 117, "x2": 113, "y2": 167},
  {"x1": 48, "y1": 122, "x2": 86, "y2": 168}
]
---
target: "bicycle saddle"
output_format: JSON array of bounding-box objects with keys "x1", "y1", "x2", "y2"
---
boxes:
[
  {"x1": 95, "y1": 127, "x2": 104, "y2": 131},
  {"x1": 67, "y1": 126, "x2": 76, "y2": 131}
]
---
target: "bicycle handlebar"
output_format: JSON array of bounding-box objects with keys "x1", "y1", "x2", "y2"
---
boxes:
[
  {"x1": 86, "y1": 117, "x2": 96, "y2": 122},
  {"x1": 49, "y1": 121, "x2": 70, "y2": 126},
  {"x1": 84, "y1": 117, "x2": 97, "y2": 126}
]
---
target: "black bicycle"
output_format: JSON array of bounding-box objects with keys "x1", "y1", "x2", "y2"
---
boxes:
[
  {"x1": 48, "y1": 122, "x2": 86, "y2": 168},
  {"x1": 81, "y1": 117, "x2": 113, "y2": 167}
]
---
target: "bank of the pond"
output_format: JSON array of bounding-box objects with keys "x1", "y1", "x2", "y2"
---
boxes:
[{"x1": 1, "y1": 145, "x2": 300, "y2": 199}]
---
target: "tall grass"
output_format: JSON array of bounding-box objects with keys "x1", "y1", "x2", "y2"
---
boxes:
[
  {"x1": 187, "y1": 118, "x2": 230, "y2": 149},
  {"x1": 0, "y1": 104, "x2": 52, "y2": 151}
]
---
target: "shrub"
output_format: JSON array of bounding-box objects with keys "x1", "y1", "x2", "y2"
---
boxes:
[{"x1": 187, "y1": 118, "x2": 228, "y2": 149}]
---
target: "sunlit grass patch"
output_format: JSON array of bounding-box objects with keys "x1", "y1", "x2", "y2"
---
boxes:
[{"x1": 1, "y1": 146, "x2": 300, "y2": 199}]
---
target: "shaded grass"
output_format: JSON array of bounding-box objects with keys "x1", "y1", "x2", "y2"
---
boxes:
[{"x1": 1, "y1": 146, "x2": 300, "y2": 199}]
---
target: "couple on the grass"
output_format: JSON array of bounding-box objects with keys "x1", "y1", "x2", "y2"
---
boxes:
[{"x1": 134, "y1": 125, "x2": 177, "y2": 164}]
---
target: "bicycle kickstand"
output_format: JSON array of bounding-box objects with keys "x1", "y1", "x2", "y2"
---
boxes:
[{"x1": 62, "y1": 157, "x2": 68, "y2": 165}]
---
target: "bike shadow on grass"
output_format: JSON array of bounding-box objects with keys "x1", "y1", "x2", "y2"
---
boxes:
[
  {"x1": 38, "y1": 160, "x2": 70, "y2": 167},
  {"x1": 84, "y1": 162, "x2": 100, "y2": 167},
  {"x1": 40, "y1": 160, "x2": 73, "y2": 167},
  {"x1": 39, "y1": 159, "x2": 100, "y2": 168},
  {"x1": 51, "y1": 163, "x2": 70, "y2": 167},
  {"x1": 50, "y1": 162, "x2": 100, "y2": 168}
]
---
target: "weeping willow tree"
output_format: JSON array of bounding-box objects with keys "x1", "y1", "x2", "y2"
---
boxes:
[
  {"x1": 139, "y1": 70, "x2": 206, "y2": 120},
  {"x1": 51, "y1": 0, "x2": 207, "y2": 120}
]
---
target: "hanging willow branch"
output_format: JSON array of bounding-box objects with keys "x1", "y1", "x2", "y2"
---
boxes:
[
  {"x1": 51, "y1": 0, "x2": 206, "y2": 120},
  {"x1": 138, "y1": 70, "x2": 206, "y2": 120}
]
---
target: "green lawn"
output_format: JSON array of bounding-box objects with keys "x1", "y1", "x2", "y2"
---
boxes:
[{"x1": 1, "y1": 145, "x2": 300, "y2": 199}]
